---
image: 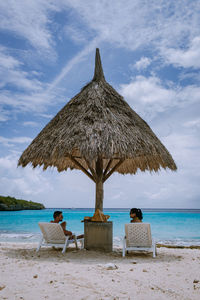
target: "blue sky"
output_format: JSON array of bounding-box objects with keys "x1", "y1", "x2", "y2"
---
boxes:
[{"x1": 0, "y1": 0, "x2": 200, "y2": 209}]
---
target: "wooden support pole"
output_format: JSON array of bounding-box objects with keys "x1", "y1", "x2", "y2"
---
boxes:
[
  {"x1": 103, "y1": 159, "x2": 113, "y2": 178},
  {"x1": 95, "y1": 157, "x2": 103, "y2": 211},
  {"x1": 103, "y1": 159, "x2": 125, "y2": 182},
  {"x1": 68, "y1": 156, "x2": 95, "y2": 182},
  {"x1": 84, "y1": 158, "x2": 97, "y2": 182}
]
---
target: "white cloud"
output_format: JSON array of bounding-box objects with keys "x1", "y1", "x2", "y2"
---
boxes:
[
  {"x1": 0, "y1": 47, "x2": 43, "y2": 91},
  {"x1": 0, "y1": 136, "x2": 32, "y2": 147},
  {"x1": 183, "y1": 119, "x2": 200, "y2": 129},
  {"x1": 162, "y1": 133, "x2": 200, "y2": 172},
  {"x1": 47, "y1": 36, "x2": 101, "y2": 92},
  {"x1": 0, "y1": 0, "x2": 200, "y2": 209},
  {"x1": 0, "y1": 155, "x2": 16, "y2": 169},
  {"x1": 119, "y1": 76, "x2": 175, "y2": 119},
  {"x1": 65, "y1": 0, "x2": 200, "y2": 51},
  {"x1": 0, "y1": 1, "x2": 199, "y2": 90},
  {"x1": 119, "y1": 75, "x2": 200, "y2": 120},
  {"x1": 177, "y1": 85, "x2": 200, "y2": 106},
  {"x1": 0, "y1": 153, "x2": 93, "y2": 207},
  {"x1": 64, "y1": 25, "x2": 89, "y2": 44},
  {"x1": 0, "y1": 90, "x2": 51, "y2": 114},
  {"x1": 141, "y1": 172, "x2": 200, "y2": 208},
  {"x1": 0, "y1": 0, "x2": 59, "y2": 52},
  {"x1": 0, "y1": 46, "x2": 21, "y2": 68},
  {"x1": 0, "y1": 136, "x2": 199, "y2": 208},
  {"x1": 0, "y1": 47, "x2": 66, "y2": 115},
  {"x1": 145, "y1": 183, "x2": 178, "y2": 202},
  {"x1": 23, "y1": 121, "x2": 39, "y2": 127},
  {"x1": 162, "y1": 37, "x2": 200, "y2": 69},
  {"x1": 0, "y1": 46, "x2": 64, "y2": 121},
  {"x1": 38, "y1": 113, "x2": 54, "y2": 119},
  {"x1": 0, "y1": 108, "x2": 9, "y2": 122},
  {"x1": 1, "y1": 0, "x2": 199, "y2": 98},
  {"x1": 46, "y1": 0, "x2": 200, "y2": 90},
  {"x1": 132, "y1": 57, "x2": 152, "y2": 71},
  {"x1": 0, "y1": 154, "x2": 53, "y2": 197}
]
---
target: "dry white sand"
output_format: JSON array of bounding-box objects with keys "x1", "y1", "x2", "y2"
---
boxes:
[{"x1": 0, "y1": 242, "x2": 200, "y2": 300}]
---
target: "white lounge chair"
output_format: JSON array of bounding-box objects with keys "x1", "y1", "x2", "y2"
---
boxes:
[
  {"x1": 36, "y1": 222, "x2": 84, "y2": 253},
  {"x1": 122, "y1": 223, "x2": 157, "y2": 258}
]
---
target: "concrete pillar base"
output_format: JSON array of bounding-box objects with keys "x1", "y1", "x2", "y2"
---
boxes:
[{"x1": 84, "y1": 221, "x2": 113, "y2": 252}]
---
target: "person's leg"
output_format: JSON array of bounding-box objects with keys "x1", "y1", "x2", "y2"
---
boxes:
[
  {"x1": 68, "y1": 234, "x2": 75, "y2": 240},
  {"x1": 77, "y1": 234, "x2": 84, "y2": 239}
]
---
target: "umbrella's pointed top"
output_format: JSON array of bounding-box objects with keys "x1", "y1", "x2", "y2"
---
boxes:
[{"x1": 93, "y1": 48, "x2": 105, "y2": 82}]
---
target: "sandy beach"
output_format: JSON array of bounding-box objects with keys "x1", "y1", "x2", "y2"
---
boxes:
[{"x1": 0, "y1": 243, "x2": 199, "y2": 300}]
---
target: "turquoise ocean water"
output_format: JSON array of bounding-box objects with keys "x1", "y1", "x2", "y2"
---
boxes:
[{"x1": 0, "y1": 208, "x2": 200, "y2": 246}]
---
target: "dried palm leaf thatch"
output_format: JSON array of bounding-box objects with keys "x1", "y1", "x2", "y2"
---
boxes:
[
  {"x1": 18, "y1": 49, "x2": 176, "y2": 176},
  {"x1": 18, "y1": 48, "x2": 177, "y2": 211}
]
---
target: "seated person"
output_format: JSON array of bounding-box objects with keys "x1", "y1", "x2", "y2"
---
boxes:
[
  {"x1": 51, "y1": 211, "x2": 84, "y2": 239},
  {"x1": 130, "y1": 208, "x2": 143, "y2": 223}
]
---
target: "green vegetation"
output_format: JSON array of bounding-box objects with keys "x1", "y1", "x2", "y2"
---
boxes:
[{"x1": 0, "y1": 195, "x2": 45, "y2": 211}]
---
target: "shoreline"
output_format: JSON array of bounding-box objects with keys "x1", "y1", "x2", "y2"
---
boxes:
[
  {"x1": 0, "y1": 242, "x2": 200, "y2": 299},
  {"x1": 1, "y1": 233, "x2": 200, "y2": 248},
  {"x1": 1, "y1": 241, "x2": 200, "y2": 249}
]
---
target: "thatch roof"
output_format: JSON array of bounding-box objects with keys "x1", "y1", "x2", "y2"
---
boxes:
[{"x1": 18, "y1": 49, "x2": 177, "y2": 179}]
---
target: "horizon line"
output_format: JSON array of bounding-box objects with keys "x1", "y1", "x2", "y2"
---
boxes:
[{"x1": 44, "y1": 207, "x2": 200, "y2": 210}]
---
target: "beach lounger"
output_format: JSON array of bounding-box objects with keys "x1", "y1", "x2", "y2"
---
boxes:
[
  {"x1": 36, "y1": 222, "x2": 84, "y2": 253},
  {"x1": 122, "y1": 223, "x2": 157, "y2": 258}
]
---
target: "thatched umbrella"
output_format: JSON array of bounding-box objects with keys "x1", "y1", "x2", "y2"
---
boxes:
[{"x1": 18, "y1": 49, "x2": 177, "y2": 211}]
